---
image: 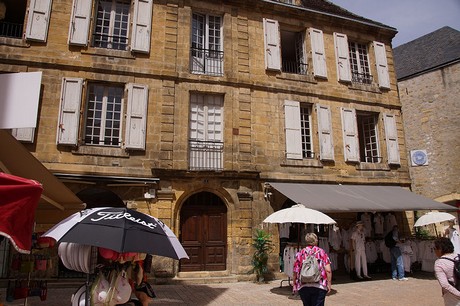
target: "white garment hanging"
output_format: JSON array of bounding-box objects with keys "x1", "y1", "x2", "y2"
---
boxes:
[{"x1": 374, "y1": 213, "x2": 384, "y2": 235}]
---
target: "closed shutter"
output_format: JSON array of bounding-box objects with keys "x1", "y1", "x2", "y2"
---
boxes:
[
  {"x1": 12, "y1": 128, "x2": 35, "y2": 143},
  {"x1": 309, "y1": 28, "x2": 327, "y2": 78},
  {"x1": 263, "y1": 18, "x2": 281, "y2": 71},
  {"x1": 25, "y1": 0, "x2": 52, "y2": 42},
  {"x1": 373, "y1": 41, "x2": 390, "y2": 89},
  {"x1": 68, "y1": 0, "x2": 92, "y2": 46},
  {"x1": 131, "y1": 0, "x2": 153, "y2": 53},
  {"x1": 284, "y1": 100, "x2": 302, "y2": 160},
  {"x1": 383, "y1": 114, "x2": 400, "y2": 164},
  {"x1": 56, "y1": 78, "x2": 83, "y2": 145},
  {"x1": 334, "y1": 32, "x2": 351, "y2": 82},
  {"x1": 316, "y1": 104, "x2": 334, "y2": 161},
  {"x1": 341, "y1": 108, "x2": 359, "y2": 162},
  {"x1": 125, "y1": 83, "x2": 148, "y2": 150}
]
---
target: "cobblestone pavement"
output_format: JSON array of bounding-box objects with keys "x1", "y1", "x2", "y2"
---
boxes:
[{"x1": 1, "y1": 272, "x2": 443, "y2": 306}]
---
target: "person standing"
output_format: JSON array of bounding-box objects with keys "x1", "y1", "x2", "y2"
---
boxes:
[
  {"x1": 385, "y1": 225, "x2": 408, "y2": 281},
  {"x1": 444, "y1": 220, "x2": 460, "y2": 255},
  {"x1": 293, "y1": 233, "x2": 332, "y2": 306},
  {"x1": 350, "y1": 221, "x2": 371, "y2": 280},
  {"x1": 434, "y1": 237, "x2": 460, "y2": 305}
]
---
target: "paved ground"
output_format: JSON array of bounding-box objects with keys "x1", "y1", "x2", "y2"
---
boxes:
[{"x1": 1, "y1": 272, "x2": 444, "y2": 305}]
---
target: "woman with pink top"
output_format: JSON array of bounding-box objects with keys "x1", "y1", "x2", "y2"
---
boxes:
[{"x1": 434, "y1": 237, "x2": 460, "y2": 305}]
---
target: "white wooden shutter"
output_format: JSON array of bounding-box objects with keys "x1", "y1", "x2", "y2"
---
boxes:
[
  {"x1": 12, "y1": 128, "x2": 35, "y2": 143},
  {"x1": 25, "y1": 0, "x2": 52, "y2": 42},
  {"x1": 334, "y1": 32, "x2": 351, "y2": 82},
  {"x1": 125, "y1": 83, "x2": 148, "y2": 150},
  {"x1": 309, "y1": 28, "x2": 327, "y2": 78},
  {"x1": 57, "y1": 78, "x2": 83, "y2": 145},
  {"x1": 373, "y1": 41, "x2": 390, "y2": 89},
  {"x1": 68, "y1": 0, "x2": 92, "y2": 46},
  {"x1": 316, "y1": 104, "x2": 334, "y2": 161},
  {"x1": 284, "y1": 100, "x2": 302, "y2": 160},
  {"x1": 263, "y1": 18, "x2": 281, "y2": 71},
  {"x1": 383, "y1": 113, "x2": 400, "y2": 164},
  {"x1": 131, "y1": 0, "x2": 153, "y2": 53},
  {"x1": 341, "y1": 108, "x2": 359, "y2": 162}
]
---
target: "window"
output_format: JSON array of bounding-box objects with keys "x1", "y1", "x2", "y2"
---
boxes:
[
  {"x1": 280, "y1": 30, "x2": 307, "y2": 75},
  {"x1": 284, "y1": 101, "x2": 315, "y2": 160},
  {"x1": 57, "y1": 78, "x2": 148, "y2": 150},
  {"x1": 357, "y1": 112, "x2": 380, "y2": 163},
  {"x1": 189, "y1": 93, "x2": 224, "y2": 170},
  {"x1": 0, "y1": 0, "x2": 51, "y2": 41},
  {"x1": 92, "y1": 0, "x2": 130, "y2": 50},
  {"x1": 69, "y1": 0, "x2": 153, "y2": 53},
  {"x1": 349, "y1": 41, "x2": 372, "y2": 84},
  {"x1": 300, "y1": 105, "x2": 314, "y2": 158},
  {"x1": 190, "y1": 13, "x2": 223, "y2": 76}
]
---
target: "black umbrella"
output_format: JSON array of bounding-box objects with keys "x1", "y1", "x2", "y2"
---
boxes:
[{"x1": 43, "y1": 207, "x2": 188, "y2": 260}]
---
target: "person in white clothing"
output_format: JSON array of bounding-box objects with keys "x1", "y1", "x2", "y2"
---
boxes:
[
  {"x1": 350, "y1": 221, "x2": 371, "y2": 280},
  {"x1": 444, "y1": 220, "x2": 460, "y2": 255}
]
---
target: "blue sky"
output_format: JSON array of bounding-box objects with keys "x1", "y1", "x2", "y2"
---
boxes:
[{"x1": 330, "y1": 0, "x2": 460, "y2": 47}]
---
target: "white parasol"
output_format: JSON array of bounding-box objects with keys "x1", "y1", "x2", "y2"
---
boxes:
[
  {"x1": 414, "y1": 211, "x2": 456, "y2": 227},
  {"x1": 263, "y1": 204, "x2": 336, "y2": 225}
]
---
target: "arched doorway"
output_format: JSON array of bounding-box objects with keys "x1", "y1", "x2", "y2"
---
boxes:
[{"x1": 179, "y1": 191, "x2": 227, "y2": 272}]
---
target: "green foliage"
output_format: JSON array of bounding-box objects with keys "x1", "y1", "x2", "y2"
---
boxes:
[
  {"x1": 415, "y1": 228, "x2": 433, "y2": 239},
  {"x1": 251, "y1": 229, "x2": 273, "y2": 282}
]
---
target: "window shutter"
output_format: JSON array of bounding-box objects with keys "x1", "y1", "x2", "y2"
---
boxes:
[
  {"x1": 373, "y1": 41, "x2": 390, "y2": 89},
  {"x1": 68, "y1": 0, "x2": 92, "y2": 46},
  {"x1": 309, "y1": 28, "x2": 327, "y2": 78},
  {"x1": 12, "y1": 128, "x2": 35, "y2": 143},
  {"x1": 57, "y1": 78, "x2": 83, "y2": 146},
  {"x1": 334, "y1": 32, "x2": 351, "y2": 82},
  {"x1": 383, "y1": 113, "x2": 400, "y2": 165},
  {"x1": 316, "y1": 104, "x2": 334, "y2": 161},
  {"x1": 341, "y1": 108, "x2": 359, "y2": 162},
  {"x1": 263, "y1": 18, "x2": 281, "y2": 71},
  {"x1": 125, "y1": 83, "x2": 148, "y2": 150},
  {"x1": 25, "y1": 0, "x2": 52, "y2": 42},
  {"x1": 131, "y1": 0, "x2": 153, "y2": 53},
  {"x1": 284, "y1": 100, "x2": 302, "y2": 160}
]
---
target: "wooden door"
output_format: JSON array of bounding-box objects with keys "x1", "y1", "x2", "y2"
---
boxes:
[{"x1": 180, "y1": 192, "x2": 227, "y2": 271}]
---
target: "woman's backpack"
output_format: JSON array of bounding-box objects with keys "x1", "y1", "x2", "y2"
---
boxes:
[
  {"x1": 440, "y1": 255, "x2": 460, "y2": 290},
  {"x1": 300, "y1": 250, "x2": 321, "y2": 283}
]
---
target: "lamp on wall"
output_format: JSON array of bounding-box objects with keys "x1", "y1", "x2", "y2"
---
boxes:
[
  {"x1": 263, "y1": 183, "x2": 272, "y2": 201},
  {"x1": 144, "y1": 188, "x2": 156, "y2": 199}
]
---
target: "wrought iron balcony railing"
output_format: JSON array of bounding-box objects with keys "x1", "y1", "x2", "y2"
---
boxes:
[
  {"x1": 92, "y1": 33, "x2": 128, "y2": 50},
  {"x1": 282, "y1": 60, "x2": 308, "y2": 75},
  {"x1": 190, "y1": 47, "x2": 224, "y2": 76},
  {"x1": 0, "y1": 21, "x2": 23, "y2": 39},
  {"x1": 362, "y1": 155, "x2": 382, "y2": 163},
  {"x1": 351, "y1": 71, "x2": 373, "y2": 85},
  {"x1": 189, "y1": 140, "x2": 224, "y2": 171}
]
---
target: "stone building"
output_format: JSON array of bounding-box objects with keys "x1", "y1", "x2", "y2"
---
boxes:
[
  {"x1": 1, "y1": 0, "x2": 452, "y2": 281},
  {"x1": 394, "y1": 26, "x2": 460, "y2": 211}
]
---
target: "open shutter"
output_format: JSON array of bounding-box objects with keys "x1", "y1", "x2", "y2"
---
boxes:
[
  {"x1": 334, "y1": 32, "x2": 351, "y2": 82},
  {"x1": 316, "y1": 104, "x2": 334, "y2": 161},
  {"x1": 25, "y1": 0, "x2": 52, "y2": 42},
  {"x1": 131, "y1": 0, "x2": 153, "y2": 53},
  {"x1": 12, "y1": 128, "x2": 35, "y2": 143},
  {"x1": 341, "y1": 108, "x2": 359, "y2": 162},
  {"x1": 57, "y1": 78, "x2": 83, "y2": 146},
  {"x1": 125, "y1": 83, "x2": 148, "y2": 150},
  {"x1": 68, "y1": 0, "x2": 92, "y2": 46},
  {"x1": 309, "y1": 28, "x2": 327, "y2": 78},
  {"x1": 383, "y1": 114, "x2": 400, "y2": 165},
  {"x1": 263, "y1": 18, "x2": 281, "y2": 71},
  {"x1": 373, "y1": 41, "x2": 390, "y2": 89},
  {"x1": 284, "y1": 100, "x2": 302, "y2": 160}
]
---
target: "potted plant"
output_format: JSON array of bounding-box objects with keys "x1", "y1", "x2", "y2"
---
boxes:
[{"x1": 251, "y1": 229, "x2": 273, "y2": 283}]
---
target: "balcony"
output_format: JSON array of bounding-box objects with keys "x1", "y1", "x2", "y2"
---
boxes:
[
  {"x1": 189, "y1": 140, "x2": 224, "y2": 171},
  {"x1": 0, "y1": 21, "x2": 23, "y2": 39},
  {"x1": 190, "y1": 47, "x2": 224, "y2": 76},
  {"x1": 351, "y1": 71, "x2": 373, "y2": 85},
  {"x1": 92, "y1": 33, "x2": 128, "y2": 51},
  {"x1": 282, "y1": 59, "x2": 308, "y2": 75}
]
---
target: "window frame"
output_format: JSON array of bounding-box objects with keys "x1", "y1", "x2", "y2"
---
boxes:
[
  {"x1": 357, "y1": 112, "x2": 381, "y2": 163},
  {"x1": 348, "y1": 41, "x2": 372, "y2": 85}
]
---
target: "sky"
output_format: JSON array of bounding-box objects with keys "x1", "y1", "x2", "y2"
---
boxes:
[{"x1": 329, "y1": 0, "x2": 460, "y2": 47}]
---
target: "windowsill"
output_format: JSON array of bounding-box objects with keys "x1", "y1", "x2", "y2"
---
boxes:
[
  {"x1": 348, "y1": 82, "x2": 381, "y2": 93},
  {"x1": 0, "y1": 37, "x2": 29, "y2": 47},
  {"x1": 81, "y1": 47, "x2": 135, "y2": 60},
  {"x1": 72, "y1": 145, "x2": 129, "y2": 157},
  {"x1": 355, "y1": 163, "x2": 390, "y2": 171},
  {"x1": 277, "y1": 73, "x2": 317, "y2": 84},
  {"x1": 281, "y1": 158, "x2": 323, "y2": 168}
]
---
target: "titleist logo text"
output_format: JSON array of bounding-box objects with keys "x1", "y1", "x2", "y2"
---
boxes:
[{"x1": 90, "y1": 211, "x2": 158, "y2": 229}]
